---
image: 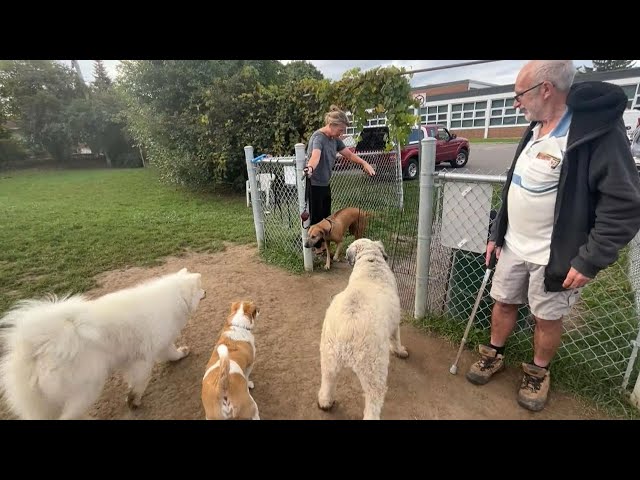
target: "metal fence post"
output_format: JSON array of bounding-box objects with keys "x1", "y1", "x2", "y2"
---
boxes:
[
  {"x1": 414, "y1": 137, "x2": 436, "y2": 319},
  {"x1": 396, "y1": 139, "x2": 404, "y2": 210},
  {"x1": 244, "y1": 145, "x2": 265, "y2": 249},
  {"x1": 295, "y1": 143, "x2": 313, "y2": 271}
]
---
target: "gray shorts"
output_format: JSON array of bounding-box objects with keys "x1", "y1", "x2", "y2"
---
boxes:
[{"x1": 489, "y1": 243, "x2": 581, "y2": 320}]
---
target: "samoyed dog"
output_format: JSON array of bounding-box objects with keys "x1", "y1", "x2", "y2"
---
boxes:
[{"x1": 0, "y1": 268, "x2": 206, "y2": 420}]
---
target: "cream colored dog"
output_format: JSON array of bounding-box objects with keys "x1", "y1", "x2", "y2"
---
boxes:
[
  {"x1": 0, "y1": 268, "x2": 206, "y2": 420},
  {"x1": 317, "y1": 238, "x2": 408, "y2": 420},
  {"x1": 201, "y1": 301, "x2": 260, "y2": 420}
]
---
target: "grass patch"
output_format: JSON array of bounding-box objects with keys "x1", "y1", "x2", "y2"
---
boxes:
[{"x1": 0, "y1": 168, "x2": 255, "y2": 315}]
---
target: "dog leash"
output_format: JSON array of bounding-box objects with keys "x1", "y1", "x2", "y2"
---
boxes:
[{"x1": 301, "y1": 168, "x2": 313, "y2": 229}]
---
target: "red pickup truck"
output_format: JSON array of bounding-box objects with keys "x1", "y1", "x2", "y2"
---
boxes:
[{"x1": 342, "y1": 124, "x2": 471, "y2": 180}]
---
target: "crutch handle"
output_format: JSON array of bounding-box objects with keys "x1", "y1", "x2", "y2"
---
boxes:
[{"x1": 487, "y1": 248, "x2": 498, "y2": 270}]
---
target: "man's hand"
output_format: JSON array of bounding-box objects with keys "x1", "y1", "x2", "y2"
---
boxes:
[
  {"x1": 562, "y1": 267, "x2": 592, "y2": 289},
  {"x1": 486, "y1": 241, "x2": 501, "y2": 267},
  {"x1": 362, "y1": 162, "x2": 376, "y2": 176}
]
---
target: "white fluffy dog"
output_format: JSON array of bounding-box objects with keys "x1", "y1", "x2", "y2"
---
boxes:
[
  {"x1": 317, "y1": 238, "x2": 408, "y2": 420},
  {"x1": 0, "y1": 268, "x2": 206, "y2": 420}
]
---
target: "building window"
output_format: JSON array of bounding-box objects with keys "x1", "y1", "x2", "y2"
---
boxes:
[
  {"x1": 490, "y1": 97, "x2": 526, "y2": 127},
  {"x1": 419, "y1": 105, "x2": 448, "y2": 125},
  {"x1": 450, "y1": 100, "x2": 486, "y2": 129}
]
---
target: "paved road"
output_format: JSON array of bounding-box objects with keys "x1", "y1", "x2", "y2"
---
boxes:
[{"x1": 438, "y1": 142, "x2": 518, "y2": 175}]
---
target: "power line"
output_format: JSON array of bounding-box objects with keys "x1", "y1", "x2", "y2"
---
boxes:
[{"x1": 398, "y1": 60, "x2": 502, "y2": 76}]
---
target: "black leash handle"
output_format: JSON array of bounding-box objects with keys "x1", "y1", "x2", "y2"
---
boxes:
[
  {"x1": 487, "y1": 248, "x2": 498, "y2": 270},
  {"x1": 300, "y1": 170, "x2": 312, "y2": 229}
]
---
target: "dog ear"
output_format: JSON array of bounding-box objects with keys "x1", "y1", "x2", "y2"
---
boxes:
[
  {"x1": 319, "y1": 224, "x2": 330, "y2": 237},
  {"x1": 375, "y1": 240, "x2": 388, "y2": 261},
  {"x1": 178, "y1": 267, "x2": 189, "y2": 274},
  {"x1": 245, "y1": 302, "x2": 259, "y2": 320},
  {"x1": 346, "y1": 240, "x2": 364, "y2": 266},
  {"x1": 230, "y1": 301, "x2": 241, "y2": 313}
]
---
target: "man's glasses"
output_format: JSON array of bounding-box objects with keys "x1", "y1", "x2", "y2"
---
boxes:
[{"x1": 513, "y1": 82, "x2": 544, "y2": 103}]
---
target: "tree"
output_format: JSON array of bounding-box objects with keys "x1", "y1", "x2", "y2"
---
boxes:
[
  {"x1": 117, "y1": 60, "x2": 297, "y2": 187},
  {"x1": 592, "y1": 60, "x2": 636, "y2": 71},
  {"x1": 92, "y1": 60, "x2": 112, "y2": 90},
  {"x1": 118, "y1": 60, "x2": 418, "y2": 191},
  {"x1": 66, "y1": 89, "x2": 135, "y2": 167},
  {"x1": 283, "y1": 61, "x2": 324, "y2": 82},
  {"x1": 0, "y1": 60, "x2": 84, "y2": 161}
]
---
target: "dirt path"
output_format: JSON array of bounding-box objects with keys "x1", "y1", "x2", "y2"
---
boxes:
[{"x1": 0, "y1": 244, "x2": 611, "y2": 420}]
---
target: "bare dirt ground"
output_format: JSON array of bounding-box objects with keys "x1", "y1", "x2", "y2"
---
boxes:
[{"x1": 0, "y1": 243, "x2": 613, "y2": 420}]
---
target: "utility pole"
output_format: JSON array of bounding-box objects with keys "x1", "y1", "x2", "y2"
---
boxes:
[{"x1": 71, "y1": 60, "x2": 86, "y2": 85}]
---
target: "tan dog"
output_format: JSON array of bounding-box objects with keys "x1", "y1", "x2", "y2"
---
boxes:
[
  {"x1": 201, "y1": 301, "x2": 260, "y2": 420},
  {"x1": 304, "y1": 207, "x2": 370, "y2": 270}
]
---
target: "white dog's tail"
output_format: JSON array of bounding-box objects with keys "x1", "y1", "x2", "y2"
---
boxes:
[
  {"x1": 217, "y1": 344, "x2": 230, "y2": 396},
  {"x1": 216, "y1": 344, "x2": 236, "y2": 418},
  {"x1": 0, "y1": 294, "x2": 89, "y2": 419}
]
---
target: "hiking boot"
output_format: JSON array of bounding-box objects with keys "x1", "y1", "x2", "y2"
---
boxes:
[
  {"x1": 465, "y1": 344, "x2": 505, "y2": 385},
  {"x1": 517, "y1": 363, "x2": 550, "y2": 412}
]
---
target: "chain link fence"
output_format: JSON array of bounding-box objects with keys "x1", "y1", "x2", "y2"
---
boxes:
[
  {"x1": 249, "y1": 155, "x2": 303, "y2": 264},
  {"x1": 245, "y1": 139, "x2": 406, "y2": 271},
  {"x1": 420, "y1": 170, "x2": 640, "y2": 406},
  {"x1": 327, "y1": 147, "x2": 403, "y2": 263},
  {"x1": 245, "y1": 136, "x2": 640, "y2": 411}
]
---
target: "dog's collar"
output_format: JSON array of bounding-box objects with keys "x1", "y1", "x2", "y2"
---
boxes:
[
  {"x1": 230, "y1": 321, "x2": 253, "y2": 331},
  {"x1": 322, "y1": 217, "x2": 334, "y2": 234}
]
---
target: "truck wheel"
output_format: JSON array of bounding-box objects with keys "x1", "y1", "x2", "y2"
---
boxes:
[
  {"x1": 404, "y1": 158, "x2": 419, "y2": 180},
  {"x1": 450, "y1": 149, "x2": 468, "y2": 168}
]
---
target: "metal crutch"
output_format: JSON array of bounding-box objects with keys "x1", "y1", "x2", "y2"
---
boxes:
[{"x1": 450, "y1": 249, "x2": 498, "y2": 375}]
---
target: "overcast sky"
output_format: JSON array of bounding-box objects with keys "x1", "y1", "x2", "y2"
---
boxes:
[{"x1": 63, "y1": 60, "x2": 637, "y2": 89}]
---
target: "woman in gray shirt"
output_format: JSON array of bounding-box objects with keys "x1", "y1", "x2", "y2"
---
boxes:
[{"x1": 304, "y1": 105, "x2": 376, "y2": 230}]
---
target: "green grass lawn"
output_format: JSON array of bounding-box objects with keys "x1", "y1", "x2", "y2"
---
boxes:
[{"x1": 0, "y1": 168, "x2": 255, "y2": 315}]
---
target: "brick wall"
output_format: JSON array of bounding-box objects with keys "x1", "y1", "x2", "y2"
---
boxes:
[
  {"x1": 449, "y1": 128, "x2": 484, "y2": 139},
  {"x1": 424, "y1": 83, "x2": 470, "y2": 96},
  {"x1": 413, "y1": 82, "x2": 471, "y2": 100},
  {"x1": 447, "y1": 126, "x2": 527, "y2": 140},
  {"x1": 487, "y1": 126, "x2": 527, "y2": 138}
]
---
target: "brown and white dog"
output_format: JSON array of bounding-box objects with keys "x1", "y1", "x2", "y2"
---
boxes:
[
  {"x1": 201, "y1": 301, "x2": 260, "y2": 420},
  {"x1": 304, "y1": 207, "x2": 370, "y2": 270}
]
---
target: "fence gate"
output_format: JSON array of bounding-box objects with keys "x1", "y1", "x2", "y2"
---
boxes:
[{"x1": 245, "y1": 142, "x2": 418, "y2": 310}]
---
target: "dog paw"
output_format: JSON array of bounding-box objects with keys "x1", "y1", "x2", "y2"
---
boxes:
[
  {"x1": 177, "y1": 346, "x2": 190, "y2": 358},
  {"x1": 248, "y1": 380, "x2": 255, "y2": 389},
  {"x1": 126, "y1": 392, "x2": 142, "y2": 409},
  {"x1": 317, "y1": 399, "x2": 335, "y2": 411},
  {"x1": 324, "y1": 264, "x2": 331, "y2": 270},
  {"x1": 394, "y1": 346, "x2": 409, "y2": 359}
]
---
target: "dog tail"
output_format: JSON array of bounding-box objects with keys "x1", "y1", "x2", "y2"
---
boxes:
[
  {"x1": 0, "y1": 294, "x2": 89, "y2": 419},
  {"x1": 351, "y1": 208, "x2": 372, "y2": 238},
  {"x1": 217, "y1": 344, "x2": 230, "y2": 397}
]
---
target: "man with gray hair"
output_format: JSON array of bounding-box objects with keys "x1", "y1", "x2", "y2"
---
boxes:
[{"x1": 466, "y1": 60, "x2": 640, "y2": 411}]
